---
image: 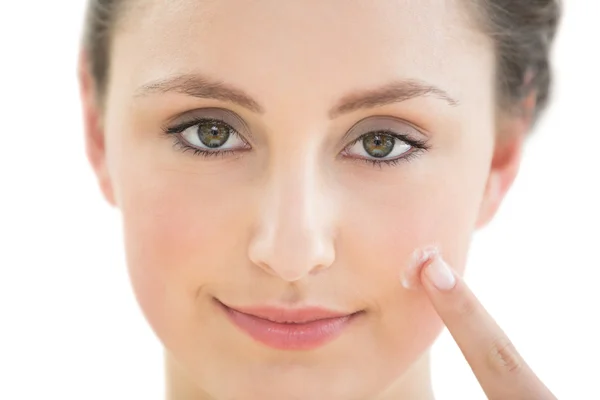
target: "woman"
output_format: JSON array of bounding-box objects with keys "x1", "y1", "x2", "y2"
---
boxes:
[{"x1": 78, "y1": 0, "x2": 561, "y2": 399}]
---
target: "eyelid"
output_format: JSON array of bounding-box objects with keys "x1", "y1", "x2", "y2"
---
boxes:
[
  {"x1": 342, "y1": 115, "x2": 427, "y2": 145},
  {"x1": 163, "y1": 107, "x2": 253, "y2": 140}
]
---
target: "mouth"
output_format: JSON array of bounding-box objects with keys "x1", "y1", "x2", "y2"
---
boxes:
[{"x1": 214, "y1": 298, "x2": 364, "y2": 351}]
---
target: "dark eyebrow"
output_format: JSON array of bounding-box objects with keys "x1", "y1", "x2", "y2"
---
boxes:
[
  {"x1": 136, "y1": 73, "x2": 265, "y2": 114},
  {"x1": 136, "y1": 73, "x2": 458, "y2": 118},
  {"x1": 328, "y1": 79, "x2": 459, "y2": 119}
]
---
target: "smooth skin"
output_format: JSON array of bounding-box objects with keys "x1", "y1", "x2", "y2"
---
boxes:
[{"x1": 80, "y1": 0, "x2": 555, "y2": 398}]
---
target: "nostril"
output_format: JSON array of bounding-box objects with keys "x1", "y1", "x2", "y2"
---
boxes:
[{"x1": 254, "y1": 260, "x2": 278, "y2": 277}]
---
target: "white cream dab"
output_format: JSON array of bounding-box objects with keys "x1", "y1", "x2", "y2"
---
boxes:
[{"x1": 401, "y1": 244, "x2": 441, "y2": 290}]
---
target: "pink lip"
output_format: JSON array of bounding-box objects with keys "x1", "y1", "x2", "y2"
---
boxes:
[{"x1": 215, "y1": 299, "x2": 362, "y2": 350}]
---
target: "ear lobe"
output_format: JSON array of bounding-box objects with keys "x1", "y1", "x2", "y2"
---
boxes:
[{"x1": 78, "y1": 51, "x2": 116, "y2": 207}]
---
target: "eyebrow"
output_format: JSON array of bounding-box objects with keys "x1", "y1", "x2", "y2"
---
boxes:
[{"x1": 136, "y1": 73, "x2": 459, "y2": 118}]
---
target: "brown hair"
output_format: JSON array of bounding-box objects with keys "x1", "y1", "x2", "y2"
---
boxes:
[{"x1": 82, "y1": 0, "x2": 561, "y2": 125}]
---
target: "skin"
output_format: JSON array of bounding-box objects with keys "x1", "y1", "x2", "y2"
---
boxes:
[{"x1": 79, "y1": 0, "x2": 544, "y2": 398}]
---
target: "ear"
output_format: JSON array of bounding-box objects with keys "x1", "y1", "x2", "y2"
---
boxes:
[
  {"x1": 78, "y1": 50, "x2": 116, "y2": 207},
  {"x1": 475, "y1": 92, "x2": 536, "y2": 229}
]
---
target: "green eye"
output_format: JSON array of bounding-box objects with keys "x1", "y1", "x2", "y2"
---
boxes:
[
  {"x1": 362, "y1": 133, "x2": 395, "y2": 158},
  {"x1": 344, "y1": 130, "x2": 414, "y2": 163},
  {"x1": 173, "y1": 118, "x2": 249, "y2": 154},
  {"x1": 197, "y1": 120, "x2": 233, "y2": 148}
]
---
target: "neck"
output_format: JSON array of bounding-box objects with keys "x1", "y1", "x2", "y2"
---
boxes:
[{"x1": 165, "y1": 350, "x2": 435, "y2": 400}]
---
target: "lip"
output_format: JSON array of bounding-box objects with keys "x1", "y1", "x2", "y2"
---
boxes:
[{"x1": 215, "y1": 299, "x2": 363, "y2": 350}]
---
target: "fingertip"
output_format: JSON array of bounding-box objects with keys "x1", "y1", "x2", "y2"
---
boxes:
[{"x1": 422, "y1": 254, "x2": 457, "y2": 291}]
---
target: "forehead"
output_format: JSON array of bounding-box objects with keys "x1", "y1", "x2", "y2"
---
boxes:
[{"x1": 111, "y1": 0, "x2": 492, "y2": 112}]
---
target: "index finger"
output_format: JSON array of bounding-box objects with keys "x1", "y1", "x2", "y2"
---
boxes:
[{"x1": 417, "y1": 252, "x2": 556, "y2": 400}]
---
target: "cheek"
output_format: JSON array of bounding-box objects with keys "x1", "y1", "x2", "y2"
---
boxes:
[
  {"x1": 117, "y1": 162, "x2": 246, "y2": 343},
  {"x1": 340, "y1": 167, "x2": 485, "y2": 285},
  {"x1": 326, "y1": 162, "x2": 488, "y2": 376}
]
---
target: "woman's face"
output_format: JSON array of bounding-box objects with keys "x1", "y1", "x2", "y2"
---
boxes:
[{"x1": 83, "y1": 0, "x2": 522, "y2": 398}]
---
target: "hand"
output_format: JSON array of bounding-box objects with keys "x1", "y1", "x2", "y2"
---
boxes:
[{"x1": 413, "y1": 250, "x2": 557, "y2": 400}]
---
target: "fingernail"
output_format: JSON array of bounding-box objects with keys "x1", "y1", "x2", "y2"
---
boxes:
[{"x1": 424, "y1": 254, "x2": 456, "y2": 291}]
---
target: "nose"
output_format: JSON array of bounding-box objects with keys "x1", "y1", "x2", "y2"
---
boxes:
[{"x1": 248, "y1": 154, "x2": 337, "y2": 282}]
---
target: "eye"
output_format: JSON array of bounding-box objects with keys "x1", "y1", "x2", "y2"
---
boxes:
[
  {"x1": 179, "y1": 119, "x2": 248, "y2": 151},
  {"x1": 345, "y1": 131, "x2": 412, "y2": 161}
]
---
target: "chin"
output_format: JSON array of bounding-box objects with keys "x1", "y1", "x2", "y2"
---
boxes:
[{"x1": 198, "y1": 368, "x2": 390, "y2": 400}]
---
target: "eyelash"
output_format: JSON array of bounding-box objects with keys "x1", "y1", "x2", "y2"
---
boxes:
[{"x1": 163, "y1": 117, "x2": 431, "y2": 167}]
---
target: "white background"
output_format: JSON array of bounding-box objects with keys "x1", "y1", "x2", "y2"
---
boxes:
[{"x1": 0, "y1": 1, "x2": 598, "y2": 399}]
